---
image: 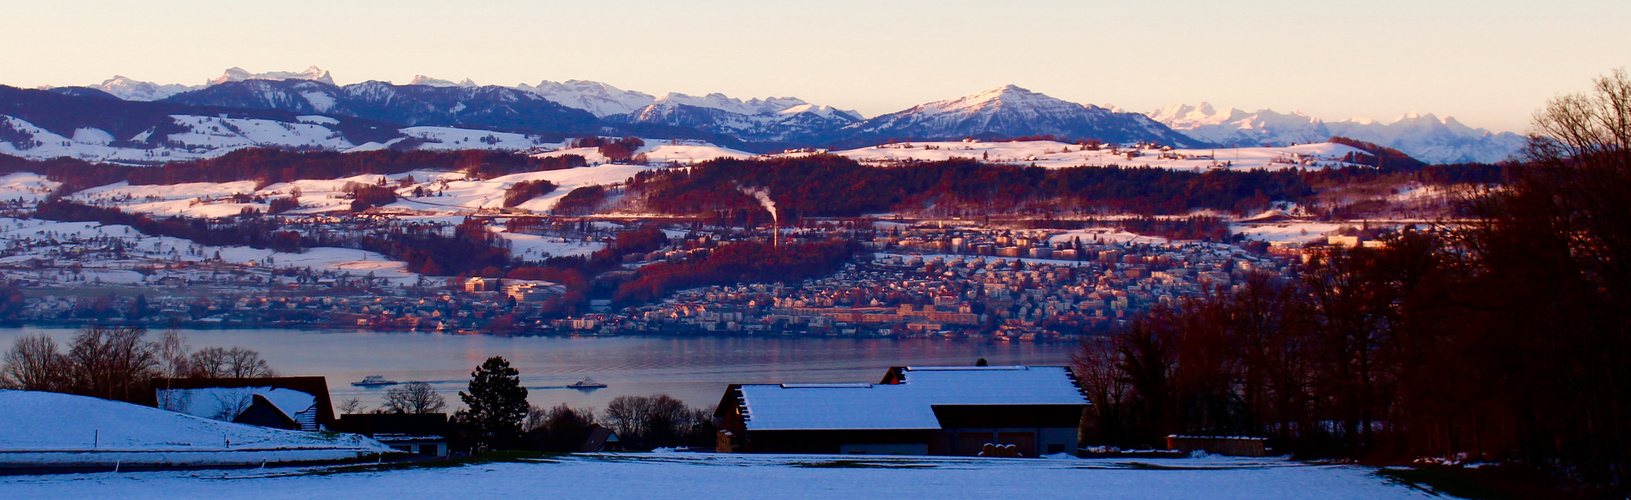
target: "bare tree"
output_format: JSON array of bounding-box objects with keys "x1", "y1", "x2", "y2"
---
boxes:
[
  {"x1": 154, "y1": 329, "x2": 191, "y2": 378},
  {"x1": 1, "y1": 334, "x2": 64, "y2": 391},
  {"x1": 336, "y1": 397, "x2": 368, "y2": 415},
  {"x1": 65, "y1": 326, "x2": 158, "y2": 401},
  {"x1": 187, "y1": 347, "x2": 275, "y2": 378},
  {"x1": 382, "y1": 381, "x2": 446, "y2": 414}
]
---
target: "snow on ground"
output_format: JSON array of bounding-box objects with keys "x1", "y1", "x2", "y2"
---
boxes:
[
  {"x1": 533, "y1": 139, "x2": 753, "y2": 165},
  {"x1": 1049, "y1": 228, "x2": 1169, "y2": 245},
  {"x1": 803, "y1": 140, "x2": 1367, "y2": 171},
  {"x1": 1232, "y1": 222, "x2": 1346, "y2": 245},
  {"x1": 0, "y1": 173, "x2": 61, "y2": 202},
  {"x1": 494, "y1": 230, "x2": 605, "y2": 260},
  {"x1": 71, "y1": 164, "x2": 668, "y2": 217},
  {"x1": 391, "y1": 164, "x2": 665, "y2": 213},
  {"x1": 0, "y1": 453, "x2": 1432, "y2": 499},
  {"x1": 0, "y1": 115, "x2": 361, "y2": 165},
  {"x1": 0, "y1": 217, "x2": 421, "y2": 286},
  {"x1": 0, "y1": 390, "x2": 391, "y2": 467},
  {"x1": 392, "y1": 127, "x2": 547, "y2": 151}
]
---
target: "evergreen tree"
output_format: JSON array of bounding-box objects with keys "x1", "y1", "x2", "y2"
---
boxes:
[{"x1": 458, "y1": 356, "x2": 529, "y2": 448}]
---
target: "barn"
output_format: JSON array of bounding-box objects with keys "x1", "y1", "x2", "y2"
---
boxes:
[{"x1": 714, "y1": 365, "x2": 1089, "y2": 457}]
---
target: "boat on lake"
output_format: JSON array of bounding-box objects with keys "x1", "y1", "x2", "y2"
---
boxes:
[
  {"x1": 566, "y1": 377, "x2": 607, "y2": 389},
  {"x1": 351, "y1": 375, "x2": 399, "y2": 387}
]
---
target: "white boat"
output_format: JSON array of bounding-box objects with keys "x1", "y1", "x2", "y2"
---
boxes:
[
  {"x1": 566, "y1": 377, "x2": 607, "y2": 389},
  {"x1": 352, "y1": 375, "x2": 399, "y2": 387}
]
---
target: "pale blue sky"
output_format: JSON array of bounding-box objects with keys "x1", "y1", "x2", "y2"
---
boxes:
[{"x1": 3, "y1": 0, "x2": 1627, "y2": 131}]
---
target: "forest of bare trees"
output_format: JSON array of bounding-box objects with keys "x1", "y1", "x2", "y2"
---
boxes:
[
  {"x1": 1077, "y1": 69, "x2": 1631, "y2": 493},
  {"x1": 0, "y1": 326, "x2": 275, "y2": 402}
]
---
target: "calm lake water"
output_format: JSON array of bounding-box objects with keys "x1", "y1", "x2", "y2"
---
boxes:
[{"x1": 0, "y1": 328, "x2": 1078, "y2": 411}]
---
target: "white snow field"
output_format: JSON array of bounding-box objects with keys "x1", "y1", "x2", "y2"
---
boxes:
[
  {"x1": 69, "y1": 163, "x2": 668, "y2": 217},
  {"x1": 0, "y1": 390, "x2": 391, "y2": 468},
  {"x1": 805, "y1": 140, "x2": 1369, "y2": 171},
  {"x1": 0, "y1": 217, "x2": 422, "y2": 286},
  {"x1": 0, "y1": 453, "x2": 1433, "y2": 499}
]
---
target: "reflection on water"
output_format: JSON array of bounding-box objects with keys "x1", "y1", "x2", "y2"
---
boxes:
[{"x1": 0, "y1": 327, "x2": 1078, "y2": 410}]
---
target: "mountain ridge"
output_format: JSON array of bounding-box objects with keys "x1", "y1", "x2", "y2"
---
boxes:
[{"x1": 1151, "y1": 102, "x2": 1526, "y2": 164}]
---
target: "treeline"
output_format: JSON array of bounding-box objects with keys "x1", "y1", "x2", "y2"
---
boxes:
[
  {"x1": 631, "y1": 155, "x2": 1309, "y2": 217},
  {"x1": 1085, "y1": 73, "x2": 1631, "y2": 492},
  {"x1": 611, "y1": 239, "x2": 859, "y2": 305},
  {"x1": 502, "y1": 179, "x2": 557, "y2": 208},
  {"x1": 0, "y1": 326, "x2": 274, "y2": 403},
  {"x1": 0, "y1": 148, "x2": 585, "y2": 194},
  {"x1": 524, "y1": 395, "x2": 715, "y2": 451},
  {"x1": 571, "y1": 136, "x2": 646, "y2": 163}
]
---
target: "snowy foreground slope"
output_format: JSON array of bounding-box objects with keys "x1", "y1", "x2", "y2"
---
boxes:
[
  {"x1": 0, "y1": 390, "x2": 392, "y2": 467},
  {"x1": 0, "y1": 453, "x2": 1433, "y2": 499}
]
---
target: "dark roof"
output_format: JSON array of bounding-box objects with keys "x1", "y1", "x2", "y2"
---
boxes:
[
  {"x1": 334, "y1": 413, "x2": 452, "y2": 436},
  {"x1": 578, "y1": 424, "x2": 619, "y2": 452},
  {"x1": 145, "y1": 377, "x2": 335, "y2": 427}
]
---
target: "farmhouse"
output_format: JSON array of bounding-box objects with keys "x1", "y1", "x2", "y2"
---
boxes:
[
  {"x1": 145, "y1": 377, "x2": 336, "y2": 432},
  {"x1": 714, "y1": 365, "x2": 1088, "y2": 457}
]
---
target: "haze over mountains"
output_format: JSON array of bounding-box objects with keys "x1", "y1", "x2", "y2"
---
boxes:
[
  {"x1": 1149, "y1": 103, "x2": 1527, "y2": 164},
  {"x1": 1, "y1": 66, "x2": 1527, "y2": 165}
]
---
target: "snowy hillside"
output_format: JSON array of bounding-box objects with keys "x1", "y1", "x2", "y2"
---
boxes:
[
  {"x1": 534, "y1": 139, "x2": 753, "y2": 166},
  {"x1": 0, "y1": 216, "x2": 425, "y2": 286},
  {"x1": 1150, "y1": 103, "x2": 1526, "y2": 164},
  {"x1": 0, "y1": 114, "x2": 359, "y2": 163},
  {"x1": 68, "y1": 162, "x2": 673, "y2": 216},
  {"x1": 0, "y1": 390, "x2": 391, "y2": 467},
  {"x1": 847, "y1": 85, "x2": 1204, "y2": 148},
  {"x1": 805, "y1": 139, "x2": 1368, "y2": 171}
]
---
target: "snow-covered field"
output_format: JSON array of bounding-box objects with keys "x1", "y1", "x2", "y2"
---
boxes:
[
  {"x1": 0, "y1": 390, "x2": 391, "y2": 468},
  {"x1": 69, "y1": 163, "x2": 667, "y2": 217},
  {"x1": 1048, "y1": 227, "x2": 1170, "y2": 245},
  {"x1": 1232, "y1": 222, "x2": 1347, "y2": 245},
  {"x1": 0, "y1": 173, "x2": 61, "y2": 202},
  {"x1": 0, "y1": 217, "x2": 421, "y2": 286},
  {"x1": 0, "y1": 452, "x2": 1433, "y2": 499},
  {"x1": 534, "y1": 139, "x2": 753, "y2": 165},
  {"x1": 799, "y1": 140, "x2": 1368, "y2": 171}
]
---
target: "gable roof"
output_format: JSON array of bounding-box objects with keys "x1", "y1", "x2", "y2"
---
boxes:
[
  {"x1": 728, "y1": 366, "x2": 1088, "y2": 431},
  {"x1": 146, "y1": 377, "x2": 335, "y2": 427}
]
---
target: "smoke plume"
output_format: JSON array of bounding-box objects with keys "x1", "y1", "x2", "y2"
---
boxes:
[{"x1": 738, "y1": 186, "x2": 777, "y2": 224}]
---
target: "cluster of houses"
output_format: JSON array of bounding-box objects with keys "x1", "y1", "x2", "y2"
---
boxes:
[
  {"x1": 606, "y1": 237, "x2": 1291, "y2": 338},
  {"x1": 130, "y1": 364, "x2": 1110, "y2": 459}
]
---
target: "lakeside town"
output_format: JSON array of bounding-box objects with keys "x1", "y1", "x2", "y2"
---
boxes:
[{"x1": 0, "y1": 208, "x2": 1341, "y2": 340}]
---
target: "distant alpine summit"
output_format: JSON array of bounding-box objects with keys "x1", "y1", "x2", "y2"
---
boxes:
[
  {"x1": 1150, "y1": 103, "x2": 1526, "y2": 164},
  {"x1": 845, "y1": 85, "x2": 1205, "y2": 148}
]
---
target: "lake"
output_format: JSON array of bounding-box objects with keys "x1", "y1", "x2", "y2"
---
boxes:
[{"x1": 0, "y1": 327, "x2": 1079, "y2": 412}]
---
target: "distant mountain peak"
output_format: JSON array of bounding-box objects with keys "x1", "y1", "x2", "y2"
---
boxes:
[
  {"x1": 210, "y1": 66, "x2": 334, "y2": 86},
  {"x1": 847, "y1": 85, "x2": 1203, "y2": 147},
  {"x1": 407, "y1": 75, "x2": 477, "y2": 88},
  {"x1": 87, "y1": 75, "x2": 201, "y2": 101}
]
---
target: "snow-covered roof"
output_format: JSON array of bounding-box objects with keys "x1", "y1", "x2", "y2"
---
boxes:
[
  {"x1": 158, "y1": 387, "x2": 316, "y2": 425},
  {"x1": 736, "y1": 366, "x2": 1088, "y2": 431}
]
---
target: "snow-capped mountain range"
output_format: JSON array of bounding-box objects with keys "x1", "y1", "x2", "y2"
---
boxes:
[
  {"x1": 2, "y1": 66, "x2": 1526, "y2": 164},
  {"x1": 1150, "y1": 103, "x2": 1526, "y2": 164},
  {"x1": 845, "y1": 85, "x2": 1203, "y2": 148}
]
